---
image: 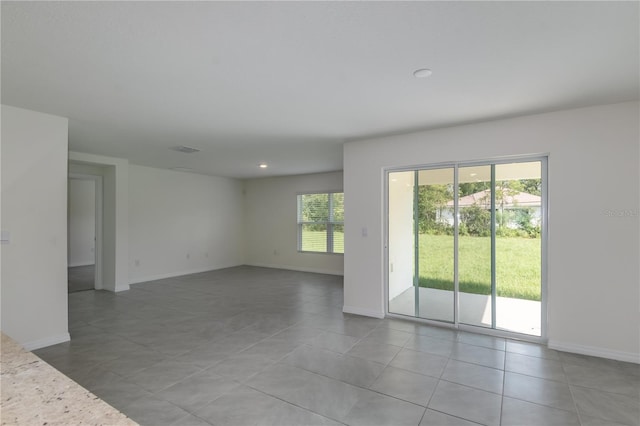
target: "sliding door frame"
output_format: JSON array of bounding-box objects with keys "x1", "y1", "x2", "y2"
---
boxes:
[{"x1": 384, "y1": 155, "x2": 548, "y2": 343}]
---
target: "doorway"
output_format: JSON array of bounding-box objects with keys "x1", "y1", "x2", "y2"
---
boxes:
[
  {"x1": 386, "y1": 157, "x2": 547, "y2": 338},
  {"x1": 67, "y1": 175, "x2": 103, "y2": 292}
]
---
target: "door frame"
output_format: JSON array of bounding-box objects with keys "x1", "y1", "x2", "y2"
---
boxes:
[
  {"x1": 383, "y1": 155, "x2": 548, "y2": 343},
  {"x1": 68, "y1": 173, "x2": 103, "y2": 290}
]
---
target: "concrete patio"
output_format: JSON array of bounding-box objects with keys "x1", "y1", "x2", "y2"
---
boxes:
[{"x1": 389, "y1": 287, "x2": 541, "y2": 336}]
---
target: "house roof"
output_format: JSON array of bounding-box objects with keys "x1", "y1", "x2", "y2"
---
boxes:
[{"x1": 447, "y1": 189, "x2": 541, "y2": 208}]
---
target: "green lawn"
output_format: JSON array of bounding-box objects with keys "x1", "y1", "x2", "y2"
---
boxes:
[
  {"x1": 301, "y1": 231, "x2": 344, "y2": 253},
  {"x1": 420, "y1": 234, "x2": 541, "y2": 301},
  {"x1": 302, "y1": 231, "x2": 540, "y2": 301}
]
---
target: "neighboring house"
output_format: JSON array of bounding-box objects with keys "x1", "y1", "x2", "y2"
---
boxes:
[{"x1": 441, "y1": 189, "x2": 542, "y2": 229}]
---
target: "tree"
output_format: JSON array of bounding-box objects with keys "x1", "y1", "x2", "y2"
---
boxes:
[
  {"x1": 418, "y1": 184, "x2": 453, "y2": 234},
  {"x1": 460, "y1": 204, "x2": 491, "y2": 236}
]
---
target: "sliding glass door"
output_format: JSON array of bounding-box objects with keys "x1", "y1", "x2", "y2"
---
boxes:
[{"x1": 387, "y1": 158, "x2": 545, "y2": 337}]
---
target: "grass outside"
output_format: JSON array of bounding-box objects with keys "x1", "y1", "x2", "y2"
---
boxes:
[
  {"x1": 302, "y1": 231, "x2": 540, "y2": 301},
  {"x1": 301, "y1": 231, "x2": 344, "y2": 253},
  {"x1": 420, "y1": 234, "x2": 541, "y2": 301}
]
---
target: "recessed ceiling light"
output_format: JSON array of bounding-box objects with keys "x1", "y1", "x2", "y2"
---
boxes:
[
  {"x1": 413, "y1": 68, "x2": 433, "y2": 78},
  {"x1": 259, "y1": 163, "x2": 268, "y2": 169}
]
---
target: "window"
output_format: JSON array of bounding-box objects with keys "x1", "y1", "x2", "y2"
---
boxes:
[{"x1": 297, "y1": 192, "x2": 344, "y2": 254}]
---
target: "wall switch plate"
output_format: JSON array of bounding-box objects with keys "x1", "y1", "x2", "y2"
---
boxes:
[{"x1": 1, "y1": 230, "x2": 10, "y2": 244}]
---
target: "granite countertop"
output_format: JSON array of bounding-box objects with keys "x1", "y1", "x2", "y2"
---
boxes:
[{"x1": 0, "y1": 333, "x2": 137, "y2": 425}]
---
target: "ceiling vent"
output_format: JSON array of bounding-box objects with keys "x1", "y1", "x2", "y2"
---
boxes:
[{"x1": 171, "y1": 146, "x2": 200, "y2": 154}]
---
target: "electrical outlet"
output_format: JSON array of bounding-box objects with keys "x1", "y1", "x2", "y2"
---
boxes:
[
  {"x1": 205, "y1": 252, "x2": 209, "y2": 258},
  {"x1": 186, "y1": 253, "x2": 190, "y2": 260},
  {"x1": 135, "y1": 259, "x2": 140, "y2": 267},
  {"x1": 273, "y1": 249, "x2": 278, "y2": 256}
]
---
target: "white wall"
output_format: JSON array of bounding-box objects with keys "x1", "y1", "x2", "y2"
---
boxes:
[
  {"x1": 128, "y1": 165, "x2": 245, "y2": 283},
  {"x1": 344, "y1": 102, "x2": 640, "y2": 363},
  {"x1": 244, "y1": 171, "x2": 344, "y2": 275},
  {"x1": 68, "y1": 179, "x2": 95, "y2": 267},
  {"x1": 1, "y1": 105, "x2": 70, "y2": 350}
]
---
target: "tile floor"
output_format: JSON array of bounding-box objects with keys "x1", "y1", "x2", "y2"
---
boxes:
[{"x1": 35, "y1": 266, "x2": 640, "y2": 426}]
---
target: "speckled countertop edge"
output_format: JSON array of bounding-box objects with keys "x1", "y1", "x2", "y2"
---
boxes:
[{"x1": 1, "y1": 333, "x2": 138, "y2": 426}]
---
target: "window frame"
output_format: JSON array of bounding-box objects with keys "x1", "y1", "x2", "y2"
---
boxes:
[{"x1": 297, "y1": 191, "x2": 344, "y2": 254}]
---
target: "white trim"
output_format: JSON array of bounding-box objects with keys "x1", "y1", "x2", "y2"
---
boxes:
[
  {"x1": 245, "y1": 263, "x2": 344, "y2": 276},
  {"x1": 548, "y1": 340, "x2": 640, "y2": 364},
  {"x1": 127, "y1": 263, "x2": 245, "y2": 285},
  {"x1": 343, "y1": 305, "x2": 385, "y2": 319},
  {"x1": 22, "y1": 333, "x2": 71, "y2": 351},
  {"x1": 68, "y1": 262, "x2": 96, "y2": 268}
]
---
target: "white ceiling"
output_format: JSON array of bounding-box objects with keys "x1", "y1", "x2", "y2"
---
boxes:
[{"x1": 2, "y1": 1, "x2": 638, "y2": 179}]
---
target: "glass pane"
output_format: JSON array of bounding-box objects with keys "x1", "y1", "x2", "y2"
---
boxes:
[
  {"x1": 333, "y1": 224, "x2": 344, "y2": 254},
  {"x1": 458, "y1": 165, "x2": 492, "y2": 328},
  {"x1": 332, "y1": 193, "x2": 344, "y2": 222},
  {"x1": 300, "y1": 194, "x2": 329, "y2": 222},
  {"x1": 300, "y1": 224, "x2": 327, "y2": 252},
  {"x1": 417, "y1": 168, "x2": 455, "y2": 322},
  {"x1": 388, "y1": 171, "x2": 416, "y2": 317},
  {"x1": 495, "y1": 161, "x2": 542, "y2": 336}
]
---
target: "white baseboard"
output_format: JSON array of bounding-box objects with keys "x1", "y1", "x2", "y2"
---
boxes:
[
  {"x1": 246, "y1": 263, "x2": 344, "y2": 276},
  {"x1": 22, "y1": 333, "x2": 71, "y2": 351},
  {"x1": 128, "y1": 263, "x2": 244, "y2": 285},
  {"x1": 114, "y1": 284, "x2": 131, "y2": 292},
  {"x1": 548, "y1": 339, "x2": 640, "y2": 364},
  {"x1": 343, "y1": 305, "x2": 385, "y2": 319},
  {"x1": 68, "y1": 262, "x2": 95, "y2": 268}
]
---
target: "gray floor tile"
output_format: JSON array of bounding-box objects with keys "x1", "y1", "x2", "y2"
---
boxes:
[
  {"x1": 419, "y1": 409, "x2": 482, "y2": 426},
  {"x1": 389, "y1": 348, "x2": 449, "y2": 378},
  {"x1": 272, "y1": 325, "x2": 325, "y2": 344},
  {"x1": 364, "y1": 326, "x2": 414, "y2": 346},
  {"x1": 505, "y1": 339, "x2": 561, "y2": 360},
  {"x1": 155, "y1": 371, "x2": 240, "y2": 412},
  {"x1": 559, "y1": 351, "x2": 640, "y2": 377},
  {"x1": 128, "y1": 359, "x2": 203, "y2": 392},
  {"x1": 501, "y1": 397, "x2": 580, "y2": 426},
  {"x1": 171, "y1": 341, "x2": 236, "y2": 368},
  {"x1": 119, "y1": 396, "x2": 192, "y2": 426},
  {"x1": 346, "y1": 338, "x2": 402, "y2": 365},
  {"x1": 283, "y1": 345, "x2": 385, "y2": 387},
  {"x1": 450, "y1": 342, "x2": 505, "y2": 370},
  {"x1": 505, "y1": 351, "x2": 566, "y2": 382},
  {"x1": 579, "y1": 414, "x2": 633, "y2": 426},
  {"x1": 101, "y1": 348, "x2": 168, "y2": 377},
  {"x1": 91, "y1": 377, "x2": 153, "y2": 409},
  {"x1": 238, "y1": 337, "x2": 301, "y2": 361},
  {"x1": 563, "y1": 362, "x2": 640, "y2": 397},
  {"x1": 206, "y1": 352, "x2": 277, "y2": 382},
  {"x1": 405, "y1": 334, "x2": 455, "y2": 357},
  {"x1": 343, "y1": 391, "x2": 426, "y2": 426},
  {"x1": 308, "y1": 330, "x2": 360, "y2": 353},
  {"x1": 369, "y1": 366, "x2": 438, "y2": 406},
  {"x1": 571, "y1": 385, "x2": 640, "y2": 426},
  {"x1": 503, "y1": 371, "x2": 575, "y2": 412},
  {"x1": 247, "y1": 363, "x2": 367, "y2": 421},
  {"x1": 428, "y1": 381, "x2": 501, "y2": 426},
  {"x1": 441, "y1": 359, "x2": 504, "y2": 394},
  {"x1": 35, "y1": 267, "x2": 640, "y2": 426},
  {"x1": 456, "y1": 331, "x2": 506, "y2": 351}
]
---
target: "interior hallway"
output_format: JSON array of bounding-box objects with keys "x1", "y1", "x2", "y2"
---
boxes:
[{"x1": 35, "y1": 267, "x2": 639, "y2": 426}]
